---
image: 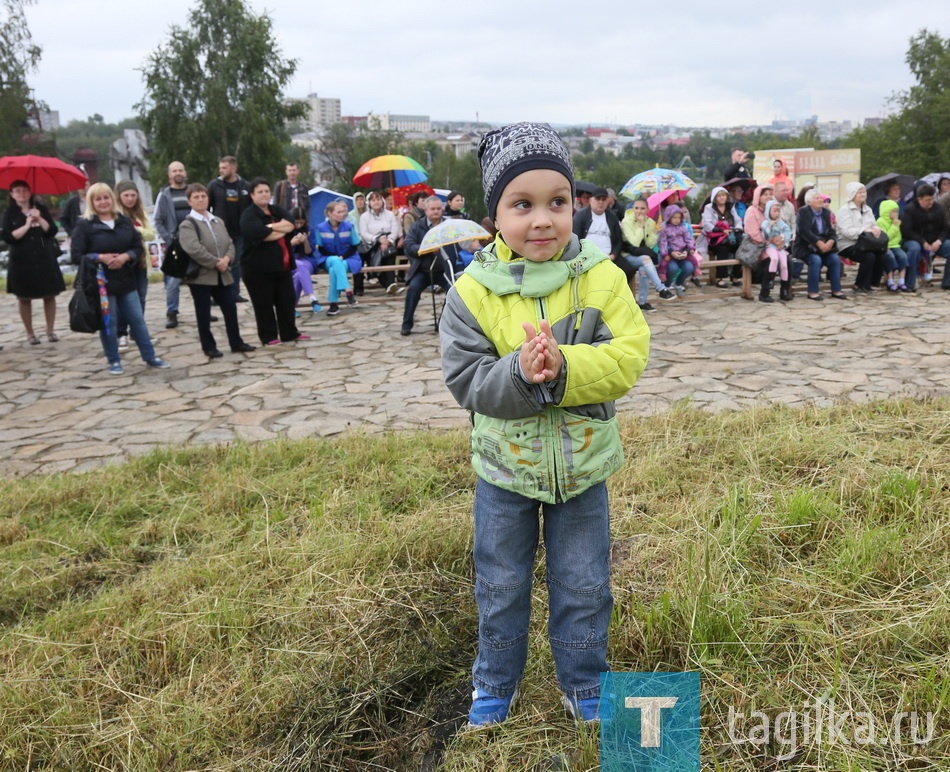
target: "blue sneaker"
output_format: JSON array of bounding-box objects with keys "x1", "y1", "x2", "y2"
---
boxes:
[
  {"x1": 561, "y1": 692, "x2": 602, "y2": 724},
  {"x1": 311, "y1": 301, "x2": 323, "y2": 313},
  {"x1": 147, "y1": 358, "x2": 171, "y2": 369},
  {"x1": 468, "y1": 685, "x2": 519, "y2": 728},
  {"x1": 108, "y1": 361, "x2": 124, "y2": 376}
]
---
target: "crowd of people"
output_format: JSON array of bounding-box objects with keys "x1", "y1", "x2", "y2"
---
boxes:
[
  {"x1": 570, "y1": 150, "x2": 950, "y2": 309},
  {"x1": 3, "y1": 147, "x2": 949, "y2": 364}
]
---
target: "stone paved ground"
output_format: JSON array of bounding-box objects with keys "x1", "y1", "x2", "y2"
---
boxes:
[{"x1": 1, "y1": 279, "x2": 948, "y2": 478}]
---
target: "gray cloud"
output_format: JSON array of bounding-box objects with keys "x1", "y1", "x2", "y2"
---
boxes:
[{"x1": 23, "y1": 0, "x2": 946, "y2": 128}]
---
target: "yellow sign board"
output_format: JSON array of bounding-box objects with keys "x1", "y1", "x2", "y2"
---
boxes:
[{"x1": 754, "y1": 148, "x2": 862, "y2": 211}]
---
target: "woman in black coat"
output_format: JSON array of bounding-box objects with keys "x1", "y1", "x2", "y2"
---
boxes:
[
  {"x1": 792, "y1": 188, "x2": 848, "y2": 301},
  {"x1": 70, "y1": 183, "x2": 170, "y2": 375},
  {"x1": 239, "y1": 178, "x2": 308, "y2": 345},
  {"x1": 1, "y1": 180, "x2": 66, "y2": 344}
]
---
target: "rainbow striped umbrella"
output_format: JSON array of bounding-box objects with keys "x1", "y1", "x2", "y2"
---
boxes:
[{"x1": 353, "y1": 155, "x2": 428, "y2": 190}]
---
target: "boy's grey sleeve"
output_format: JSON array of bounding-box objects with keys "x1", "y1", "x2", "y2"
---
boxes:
[{"x1": 440, "y1": 289, "x2": 546, "y2": 419}]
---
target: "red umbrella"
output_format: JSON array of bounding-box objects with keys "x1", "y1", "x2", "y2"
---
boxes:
[
  {"x1": 0, "y1": 154, "x2": 88, "y2": 195},
  {"x1": 390, "y1": 182, "x2": 435, "y2": 209}
]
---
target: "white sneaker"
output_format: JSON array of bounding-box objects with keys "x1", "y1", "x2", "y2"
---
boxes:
[
  {"x1": 118, "y1": 335, "x2": 129, "y2": 349},
  {"x1": 923, "y1": 273, "x2": 934, "y2": 281}
]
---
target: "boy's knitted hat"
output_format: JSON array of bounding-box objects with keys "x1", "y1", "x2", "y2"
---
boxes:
[{"x1": 478, "y1": 122, "x2": 575, "y2": 221}]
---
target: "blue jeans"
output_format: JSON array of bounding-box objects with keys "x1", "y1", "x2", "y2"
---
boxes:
[
  {"x1": 117, "y1": 265, "x2": 149, "y2": 338},
  {"x1": 472, "y1": 478, "x2": 612, "y2": 700},
  {"x1": 165, "y1": 275, "x2": 181, "y2": 313},
  {"x1": 802, "y1": 251, "x2": 842, "y2": 294},
  {"x1": 624, "y1": 254, "x2": 665, "y2": 304},
  {"x1": 100, "y1": 291, "x2": 157, "y2": 365},
  {"x1": 903, "y1": 240, "x2": 950, "y2": 289},
  {"x1": 884, "y1": 248, "x2": 909, "y2": 274},
  {"x1": 665, "y1": 258, "x2": 695, "y2": 286}
]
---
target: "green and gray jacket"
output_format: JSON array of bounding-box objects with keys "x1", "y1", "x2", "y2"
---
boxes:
[{"x1": 440, "y1": 235, "x2": 650, "y2": 504}]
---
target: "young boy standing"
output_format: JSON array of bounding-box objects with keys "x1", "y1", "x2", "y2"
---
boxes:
[{"x1": 439, "y1": 123, "x2": 651, "y2": 727}]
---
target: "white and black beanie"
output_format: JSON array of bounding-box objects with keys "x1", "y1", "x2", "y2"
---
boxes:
[{"x1": 478, "y1": 122, "x2": 575, "y2": 221}]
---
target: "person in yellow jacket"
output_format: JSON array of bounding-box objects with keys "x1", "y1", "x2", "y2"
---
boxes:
[
  {"x1": 439, "y1": 122, "x2": 650, "y2": 727},
  {"x1": 876, "y1": 199, "x2": 910, "y2": 292}
]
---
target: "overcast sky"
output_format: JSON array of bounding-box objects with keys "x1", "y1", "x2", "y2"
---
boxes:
[{"x1": 22, "y1": 0, "x2": 948, "y2": 129}]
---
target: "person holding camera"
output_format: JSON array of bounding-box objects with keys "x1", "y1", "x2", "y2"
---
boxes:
[
  {"x1": 724, "y1": 149, "x2": 754, "y2": 180},
  {"x1": 1, "y1": 180, "x2": 66, "y2": 345}
]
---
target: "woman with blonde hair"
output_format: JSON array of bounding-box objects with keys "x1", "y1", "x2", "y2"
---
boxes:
[
  {"x1": 70, "y1": 183, "x2": 170, "y2": 374},
  {"x1": 114, "y1": 180, "x2": 156, "y2": 348}
]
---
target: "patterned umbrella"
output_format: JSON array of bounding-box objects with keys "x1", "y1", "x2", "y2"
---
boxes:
[
  {"x1": 620, "y1": 167, "x2": 696, "y2": 199},
  {"x1": 95, "y1": 266, "x2": 111, "y2": 331},
  {"x1": 418, "y1": 219, "x2": 492, "y2": 255},
  {"x1": 353, "y1": 155, "x2": 428, "y2": 190}
]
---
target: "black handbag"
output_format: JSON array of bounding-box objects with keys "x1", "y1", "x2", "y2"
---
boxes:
[
  {"x1": 160, "y1": 231, "x2": 201, "y2": 279},
  {"x1": 856, "y1": 231, "x2": 889, "y2": 253},
  {"x1": 68, "y1": 260, "x2": 102, "y2": 333}
]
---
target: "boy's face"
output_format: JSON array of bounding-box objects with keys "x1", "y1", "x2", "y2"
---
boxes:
[
  {"x1": 495, "y1": 169, "x2": 573, "y2": 263},
  {"x1": 590, "y1": 195, "x2": 609, "y2": 215},
  {"x1": 889, "y1": 208, "x2": 899, "y2": 221}
]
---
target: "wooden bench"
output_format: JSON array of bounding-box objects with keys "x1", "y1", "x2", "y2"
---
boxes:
[{"x1": 702, "y1": 258, "x2": 754, "y2": 300}]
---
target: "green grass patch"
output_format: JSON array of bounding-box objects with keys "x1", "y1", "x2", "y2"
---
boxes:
[{"x1": 0, "y1": 400, "x2": 948, "y2": 770}]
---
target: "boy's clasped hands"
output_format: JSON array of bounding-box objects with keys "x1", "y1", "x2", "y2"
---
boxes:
[{"x1": 520, "y1": 320, "x2": 562, "y2": 384}]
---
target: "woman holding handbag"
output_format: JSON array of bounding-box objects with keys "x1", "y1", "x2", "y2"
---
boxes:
[
  {"x1": 178, "y1": 183, "x2": 256, "y2": 358},
  {"x1": 1, "y1": 180, "x2": 66, "y2": 345},
  {"x1": 70, "y1": 183, "x2": 170, "y2": 374},
  {"x1": 836, "y1": 182, "x2": 888, "y2": 293}
]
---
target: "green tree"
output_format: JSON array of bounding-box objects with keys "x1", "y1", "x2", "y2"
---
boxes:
[
  {"x1": 844, "y1": 29, "x2": 950, "y2": 180},
  {"x1": 423, "y1": 147, "x2": 485, "y2": 221},
  {"x1": 52, "y1": 115, "x2": 142, "y2": 186},
  {"x1": 138, "y1": 0, "x2": 305, "y2": 189},
  {"x1": 316, "y1": 123, "x2": 408, "y2": 193},
  {"x1": 0, "y1": 0, "x2": 43, "y2": 155}
]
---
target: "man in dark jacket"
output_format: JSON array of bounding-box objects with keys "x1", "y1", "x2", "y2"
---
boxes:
[
  {"x1": 901, "y1": 183, "x2": 950, "y2": 291},
  {"x1": 271, "y1": 163, "x2": 307, "y2": 212},
  {"x1": 208, "y1": 155, "x2": 251, "y2": 301},
  {"x1": 400, "y1": 196, "x2": 451, "y2": 336},
  {"x1": 572, "y1": 186, "x2": 623, "y2": 259},
  {"x1": 59, "y1": 180, "x2": 89, "y2": 237},
  {"x1": 723, "y1": 149, "x2": 753, "y2": 181}
]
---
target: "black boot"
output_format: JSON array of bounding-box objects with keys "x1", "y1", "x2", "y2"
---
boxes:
[
  {"x1": 759, "y1": 271, "x2": 776, "y2": 303},
  {"x1": 353, "y1": 272, "x2": 364, "y2": 296},
  {"x1": 779, "y1": 279, "x2": 792, "y2": 301}
]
